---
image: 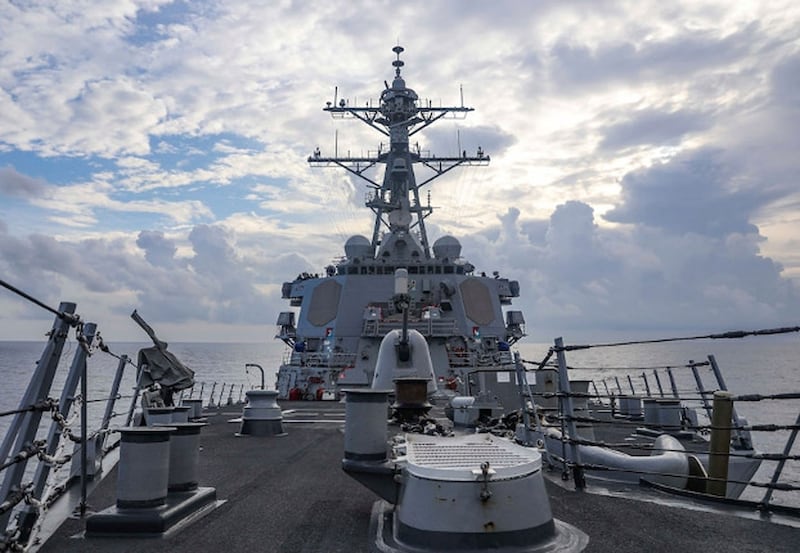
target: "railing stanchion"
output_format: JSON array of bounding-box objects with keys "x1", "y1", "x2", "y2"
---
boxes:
[
  {"x1": 666, "y1": 367, "x2": 679, "y2": 398},
  {"x1": 761, "y1": 410, "x2": 800, "y2": 508},
  {"x1": 641, "y1": 372, "x2": 651, "y2": 397},
  {"x1": 0, "y1": 303, "x2": 76, "y2": 533},
  {"x1": 690, "y1": 361, "x2": 712, "y2": 420},
  {"x1": 554, "y1": 337, "x2": 584, "y2": 490},
  {"x1": 653, "y1": 369, "x2": 665, "y2": 397}
]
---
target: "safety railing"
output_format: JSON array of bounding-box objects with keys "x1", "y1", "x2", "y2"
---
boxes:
[
  {"x1": 361, "y1": 318, "x2": 458, "y2": 337},
  {"x1": 179, "y1": 380, "x2": 255, "y2": 408},
  {"x1": 510, "y1": 326, "x2": 800, "y2": 516},
  {"x1": 286, "y1": 351, "x2": 358, "y2": 369},
  {"x1": 449, "y1": 349, "x2": 515, "y2": 368},
  {"x1": 0, "y1": 278, "x2": 278, "y2": 550},
  {"x1": 0, "y1": 285, "x2": 142, "y2": 551}
]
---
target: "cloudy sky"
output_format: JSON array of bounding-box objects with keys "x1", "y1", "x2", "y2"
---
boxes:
[{"x1": 1, "y1": 0, "x2": 799, "y2": 343}]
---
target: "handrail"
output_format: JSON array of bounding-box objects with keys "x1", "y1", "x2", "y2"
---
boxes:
[{"x1": 529, "y1": 333, "x2": 800, "y2": 513}]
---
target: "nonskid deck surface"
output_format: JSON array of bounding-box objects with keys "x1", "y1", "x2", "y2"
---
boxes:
[{"x1": 38, "y1": 401, "x2": 799, "y2": 553}]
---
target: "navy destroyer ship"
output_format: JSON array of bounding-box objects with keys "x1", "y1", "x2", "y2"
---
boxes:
[
  {"x1": 274, "y1": 46, "x2": 524, "y2": 407},
  {"x1": 1, "y1": 46, "x2": 799, "y2": 553}
]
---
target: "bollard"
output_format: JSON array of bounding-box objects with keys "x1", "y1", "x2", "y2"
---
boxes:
[
  {"x1": 617, "y1": 395, "x2": 630, "y2": 417},
  {"x1": 171, "y1": 406, "x2": 192, "y2": 423},
  {"x1": 656, "y1": 399, "x2": 682, "y2": 431},
  {"x1": 570, "y1": 380, "x2": 591, "y2": 411},
  {"x1": 643, "y1": 398, "x2": 659, "y2": 426},
  {"x1": 181, "y1": 398, "x2": 204, "y2": 420},
  {"x1": 116, "y1": 427, "x2": 174, "y2": 508},
  {"x1": 707, "y1": 391, "x2": 733, "y2": 497},
  {"x1": 238, "y1": 390, "x2": 285, "y2": 436},
  {"x1": 571, "y1": 380, "x2": 595, "y2": 440},
  {"x1": 344, "y1": 389, "x2": 390, "y2": 462},
  {"x1": 627, "y1": 396, "x2": 643, "y2": 419},
  {"x1": 145, "y1": 407, "x2": 175, "y2": 427},
  {"x1": 87, "y1": 426, "x2": 218, "y2": 537},
  {"x1": 156, "y1": 423, "x2": 206, "y2": 492}
]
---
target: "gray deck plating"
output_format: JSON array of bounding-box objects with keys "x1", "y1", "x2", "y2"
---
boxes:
[{"x1": 36, "y1": 402, "x2": 799, "y2": 553}]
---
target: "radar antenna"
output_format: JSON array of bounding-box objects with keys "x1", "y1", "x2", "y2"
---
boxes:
[{"x1": 309, "y1": 46, "x2": 490, "y2": 258}]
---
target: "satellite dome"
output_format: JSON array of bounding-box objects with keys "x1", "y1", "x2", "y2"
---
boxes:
[
  {"x1": 432, "y1": 235, "x2": 461, "y2": 260},
  {"x1": 344, "y1": 235, "x2": 372, "y2": 259}
]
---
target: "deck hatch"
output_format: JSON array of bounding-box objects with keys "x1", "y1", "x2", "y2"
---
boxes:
[{"x1": 404, "y1": 434, "x2": 541, "y2": 481}]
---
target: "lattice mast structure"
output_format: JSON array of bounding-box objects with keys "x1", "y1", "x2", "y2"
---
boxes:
[{"x1": 309, "y1": 45, "x2": 490, "y2": 258}]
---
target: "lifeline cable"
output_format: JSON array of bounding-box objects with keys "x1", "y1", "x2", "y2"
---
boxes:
[
  {"x1": 0, "y1": 278, "x2": 79, "y2": 325},
  {"x1": 521, "y1": 359, "x2": 713, "y2": 372},
  {"x1": 555, "y1": 325, "x2": 800, "y2": 352},
  {"x1": 0, "y1": 400, "x2": 53, "y2": 419},
  {"x1": 547, "y1": 450, "x2": 800, "y2": 493},
  {"x1": 547, "y1": 433, "x2": 800, "y2": 461}
]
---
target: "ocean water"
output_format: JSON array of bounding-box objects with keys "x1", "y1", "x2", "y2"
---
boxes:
[
  {"x1": 0, "y1": 335, "x2": 798, "y2": 506},
  {"x1": 0, "y1": 340, "x2": 282, "y2": 440}
]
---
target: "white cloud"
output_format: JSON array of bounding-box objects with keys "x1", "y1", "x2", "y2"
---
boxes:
[
  {"x1": 24, "y1": 178, "x2": 213, "y2": 227},
  {"x1": 0, "y1": 1, "x2": 799, "y2": 340},
  {"x1": 0, "y1": 221, "x2": 283, "y2": 340},
  {"x1": 0, "y1": 166, "x2": 47, "y2": 198},
  {"x1": 459, "y1": 197, "x2": 800, "y2": 339}
]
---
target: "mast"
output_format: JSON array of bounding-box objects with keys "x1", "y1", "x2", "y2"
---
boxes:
[{"x1": 308, "y1": 46, "x2": 489, "y2": 259}]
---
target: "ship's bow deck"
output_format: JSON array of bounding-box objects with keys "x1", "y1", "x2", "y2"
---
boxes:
[{"x1": 36, "y1": 401, "x2": 800, "y2": 553}]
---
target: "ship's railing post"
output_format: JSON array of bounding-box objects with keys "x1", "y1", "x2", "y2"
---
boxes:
[
  {"x1": 97, "y1": 354, "x2": 128, "y2": 453},
  {"x1": 666, "y1": 367, "x2": 680, "y2": 398},
  {"x1": 0, "y1": 303, "x2": 75, "y2": 533},
  {"x1": 690, "y1": 361, "x2": 713, "y2": 420},
  {"x1": 125, "y1": 362, "x2": 146, "y2": 427},
  {"x1": 18, "y1": 323, "x2": 96, "y2": 536},
  {"x1": 514, "y1": 353, "x2": 553, "y2": 466},
  {"x1": 760, "y1": 410, "x2": 800, "y2": 508},
  {"x1": 514, "y1": 354, "x2": 532, "y2": 431},
  {"x1": 707, "y1": 391, "x2": 733, "y2": 497},
  {"x1": 708, "y1": 355, "x2": 745, "y2": 443},
  {"x1": 641, "y1": 372, "x2": 651, "y2": 396},
  {"x1": 79, "y1": 326, "x2": 89, "y2": 517},
  {"x1": 554, "y1": 337, "x2": 585, "y2": 489},
  {"x1": 653, "y1": 369, "x2": 665, "y2": 397},
  {"x1": 761, "y1": 413, "x2": 800, "y2": 508}
]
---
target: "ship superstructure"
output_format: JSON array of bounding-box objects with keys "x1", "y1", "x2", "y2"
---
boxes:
[{"x1": 275, "y1": 46, "x2": 525, "y2": 401}]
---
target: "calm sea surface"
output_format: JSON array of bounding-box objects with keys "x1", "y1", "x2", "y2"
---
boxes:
[{"x1": 1, "y1": 336, "x2": 798, "y2": 506}]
